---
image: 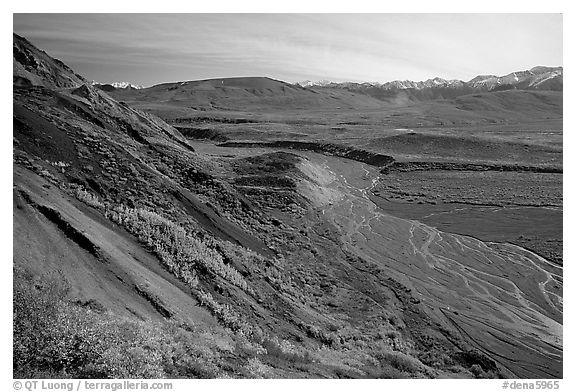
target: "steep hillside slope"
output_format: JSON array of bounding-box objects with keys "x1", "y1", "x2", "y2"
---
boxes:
[{"x1": 13, "y1": 34, "x2": 86, "y2": 88}]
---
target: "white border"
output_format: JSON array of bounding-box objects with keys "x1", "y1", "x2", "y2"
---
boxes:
[{"x1": 2, "y1": 2, "x2": 572, "y2": 390}]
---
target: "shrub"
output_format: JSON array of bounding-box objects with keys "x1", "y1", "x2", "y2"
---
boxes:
[
  {"x1": 261, "y1": 336, "x2": 311, "y2": 363},
  {"x1": 13, "y1": 268, "x2": 70, "y2": 377},
  {"x1": 244, "y1": 357, "x2": 272, "y2": 378},
  {"x1": 196, "y1": 290, "x2": 245, "y2": 332},
  {"x1": 104, "y1": 204, "x2": 253, "y2": 294},
  {"x1": 74, "y1": 187, "x2": 104, "y2": 209},
  {"x1": 13, "y1": 267, "x2": 237, "y2": 379},
  {"x1": 376, "y1": 351, "x2": 425, "y2": 375},
  {"x1": 470, "y1": 364, "x2": 485, "y2": 378},
  {"x1": 72, "y1": 189, "x2": 267, "y2": 338},
  {"x1": 73, "y1": 188, "x2": 252, "y2": 295}
]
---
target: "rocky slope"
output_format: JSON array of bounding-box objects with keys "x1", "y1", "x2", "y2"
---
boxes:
[{"x1": 13, "y1": 33, "x2": 86, "y2": 89}]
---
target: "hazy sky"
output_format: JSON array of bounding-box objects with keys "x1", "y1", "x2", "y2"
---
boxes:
[{"x1": 13, "y1": 13, "x2": 563, "y2": 87}]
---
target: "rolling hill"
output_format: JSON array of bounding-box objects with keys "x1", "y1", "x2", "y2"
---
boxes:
[{"x1": 109, "y1": 76, "x2": 388, "y2": 114}]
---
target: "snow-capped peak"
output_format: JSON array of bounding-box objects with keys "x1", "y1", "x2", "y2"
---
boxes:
[
  {"x1": 91, "y1": 80, "x2": 143, "y2": 89},
  {"x1": 297, "y1": 77, "x2": 465, "y2": 91},
  {"x1": 112, "y1": 81, "x2": 143, "y2": 89},
  {"x1": 296, "y1": 80, "x2": 335, "y2": 87}
]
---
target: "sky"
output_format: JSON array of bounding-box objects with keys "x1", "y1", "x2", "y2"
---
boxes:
[{"x1": 13, "y1": 13, "x2": 563, "y2": 87}]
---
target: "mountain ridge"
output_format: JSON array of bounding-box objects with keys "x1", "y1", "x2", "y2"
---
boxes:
[
  {"x1": 90, "y1": 66, "x2": 562, "y2": 97},
  {"x1": 296, "y1": 66, "x2": 563, "y2": 92}
]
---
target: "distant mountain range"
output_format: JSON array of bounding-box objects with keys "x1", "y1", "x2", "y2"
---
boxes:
[
  {"x1": 296, "y1": 66, "x2": 563, "y2": 94},
  {"x1": 89, "y1": 66, "x2": 563, "y2": 97}
]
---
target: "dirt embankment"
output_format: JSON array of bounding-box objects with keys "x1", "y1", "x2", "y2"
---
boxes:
[
  {"x1": 173, "y1": 127, "x2": 230, "y2": 142},
  {"x1": 172, "y1": 116, "x2": 260, "y2": 125},
  {"x1": 219, "y1": 140, "x2": 562, "y2": 174},
  {"x1": 219, "y1": 140, "x2": 395, "y2": 167},
  {"x1": 381, "y1": 161, "x2": 562, "y2": 174}
]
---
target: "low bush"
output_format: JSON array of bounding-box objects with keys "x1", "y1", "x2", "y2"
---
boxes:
[
  {"x1": 13, "y1": 267, "x2": 235, "y2": 378},
  {"x1": 74, "y1": 186, "x2": 104, "y2": 209},
  {"x1": 375, "y1": 351, "x2": 425, "y2": 375},
  {"x1": 74, "y1": 189, "x2": 252, "y2": 295},
  {"x1": 261, "y1": 336, "x2": 311, "y2": 364}
]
